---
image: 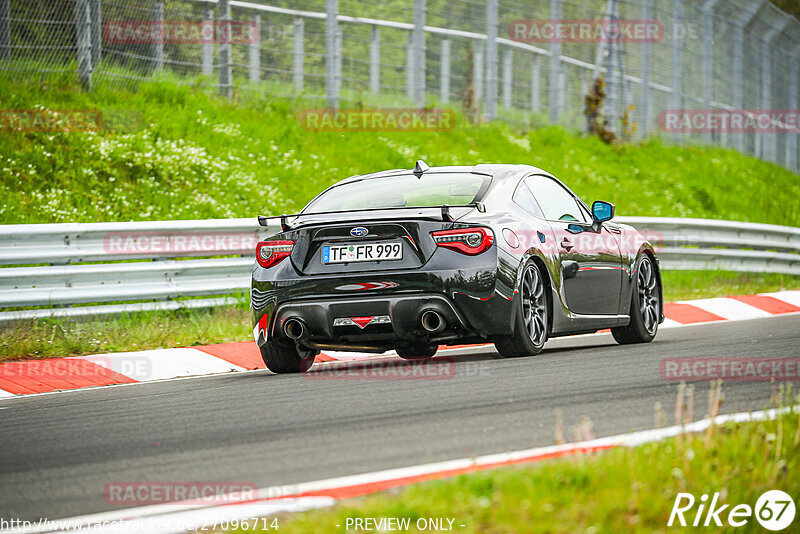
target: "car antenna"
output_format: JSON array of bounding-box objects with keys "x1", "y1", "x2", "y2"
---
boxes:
[{"x1": 413, "y1": 159, "x2": 430, "y2": 178}]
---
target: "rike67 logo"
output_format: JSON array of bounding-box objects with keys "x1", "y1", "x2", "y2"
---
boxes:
[{"x1": 669, "y1": 490, "x2": 795, "y2": 531}]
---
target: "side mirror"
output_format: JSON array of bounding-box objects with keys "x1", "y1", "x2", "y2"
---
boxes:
[{"x1": 592, "y1": 200, "x2": 615, "y2": 223}]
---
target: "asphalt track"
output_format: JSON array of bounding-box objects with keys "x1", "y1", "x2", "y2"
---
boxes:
[{"x1": 1, "y1": 315, "x2": 798, "y2": 522}]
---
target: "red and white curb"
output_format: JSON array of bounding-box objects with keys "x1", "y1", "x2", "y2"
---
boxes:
[
  {"x1": 7, "y1": 405, "x2": 795, "y2": 534},
  {"x1": 0, "y1": 290, "x2": 798, "y2": 398}
]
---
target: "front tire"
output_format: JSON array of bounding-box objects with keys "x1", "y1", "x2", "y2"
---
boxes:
[
  {"x1": 494, "y1": 261, "x2": 549, "y2": 358},
  {"x1": 612, "y1": 254, "x2": 660, "y2": 344},
  {"x1": 260, "y1": 341, "x2": 317, "y2": 373}
]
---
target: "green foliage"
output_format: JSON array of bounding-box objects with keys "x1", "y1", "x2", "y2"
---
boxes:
[{"x1": 0, "y1": 77, "x2": 798, "y2": 225}]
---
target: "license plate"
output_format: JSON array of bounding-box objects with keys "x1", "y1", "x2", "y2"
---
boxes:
[{"x1": 322, "y1": 242, "x2": 403, "y2": 264}]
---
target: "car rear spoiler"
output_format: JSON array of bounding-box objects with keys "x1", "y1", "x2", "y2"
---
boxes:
[{"x1": 258, "y1": 202, "x2": 486, "y2": 232}]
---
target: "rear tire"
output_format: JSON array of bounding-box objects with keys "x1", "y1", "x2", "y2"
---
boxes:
[
  {"x1": 396, "y1": 344, "x2": 438, "y2": 359},
  {"x1": 612, "y1": 254, "x2": 660, "y2": 345},
  {"x1": 494, "y1": 261, "x2": 549, "y2": 358},
  {"x1": 260, "y1": 341, "x2": 317, "y2": 373}
]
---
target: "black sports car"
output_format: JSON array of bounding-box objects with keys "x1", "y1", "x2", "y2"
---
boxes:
[{"x1": 252, "y1": 161, "x2": 663, "y2": 373}]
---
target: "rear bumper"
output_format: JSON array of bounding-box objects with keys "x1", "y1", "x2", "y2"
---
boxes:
[{"x1": 269, "y1": 294, "x2": 469, "y2": 347}]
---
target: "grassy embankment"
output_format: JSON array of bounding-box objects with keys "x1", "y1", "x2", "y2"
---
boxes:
[{"x1": 0, "y1": 75, "x2": 798, "y2": 361}]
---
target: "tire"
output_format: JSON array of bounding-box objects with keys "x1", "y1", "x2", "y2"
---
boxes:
[
  {"x1": 396, "y1": 344, "x2": 438, "y2": 359},
  {"x1": 612, "y1": 254, "x2": 660, "y2": 345},
  {"x1": 494, "y1": 261, "x2": 549, "y2": 358},
  {"x1": 260, "y1": 341, "x2": 317, "y2": 373}
]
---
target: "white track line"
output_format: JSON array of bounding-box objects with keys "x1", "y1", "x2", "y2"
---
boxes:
[{"x1": 12, "y1": 406, "x2": 795, "y2": 534}]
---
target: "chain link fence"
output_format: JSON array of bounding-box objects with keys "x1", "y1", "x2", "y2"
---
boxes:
[{"x1": 1, "y1": 0, "x2": 799, "y2": 171}]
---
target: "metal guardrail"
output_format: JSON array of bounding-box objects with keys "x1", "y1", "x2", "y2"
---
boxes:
[{"x1": 0, "y1": 216, "x2": 797, "y2": 323}]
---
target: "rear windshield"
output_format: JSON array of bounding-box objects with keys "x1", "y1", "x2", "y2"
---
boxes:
[{"x1": 303, "y1": 172, "x2": 488, "y2": 214}]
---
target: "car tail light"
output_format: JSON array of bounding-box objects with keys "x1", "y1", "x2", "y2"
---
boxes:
[
  {"x1": 256, "y1": 240, "x2": 294, "y2": 268},
  {"x1": 431, "y1": 227, "x2": 494, "y2": 255}
]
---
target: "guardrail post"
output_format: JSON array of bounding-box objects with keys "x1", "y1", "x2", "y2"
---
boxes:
[
  {"x1": 530, "y1": 55, "x2": 540, "y2": 113},
  {"x1": 732, "y1": 0, "x2": 763, "y2": 153},
  {"x1": 152, "y1": 0, "x2": 164, "y2": 72},
  {"x1": 759, "y1": 17, "x2": 790, "y2": 163},
  {"x1": 325, "y1": 0, "x2": 338, "y2": 109},
  {"x1": 202, "y1": 8, "x2": 213, "y2": 76},
  {"x1": 548, "y1": 0, "x2": 562, "y2": 124},
  {"x1": 412, "y1": 0, "x2": 426, "y2": 107},
  {"x1": 0, "y1": 0, "x2": 8, "y2": 60},
  {"x1": 473, "y1": 40, "x2": 483, "y2": 105},
  {"x1": 502, "y1": 47, "x2": 512, "y2": 110},
  {"x1": 440, "y1": 37, "x2": 450, "y2": 103},
  {"x1": 249, "y1": 14, "x2": 260, "y2": 83},
  {"x1": 218, "y1": 0, "x2": 232, "y2": 98},
  {"x1": 90, "y1": 0, "x2": 101, "y2": 67},
  {"x1": 293, "y1": 18, "x2": 304, "y2": 92},
  {"x1": 639, "y1": 0, "x2": 651, "y2": 137},
  {"x1": 787, "y1": 44, "x2": 800, "y2": 172},
  {"x1": 485, "y1": 0, "x2": 498, "y2": 120},
  {"x1": 76, "y1": 0, "x2": 92, "y2": 90},
  {"x1": 669, "y1": 0, "x2": 682, "y2": 144},
  {"x1": 369, "y1": 25, "x2": 379, "y2": 95}
]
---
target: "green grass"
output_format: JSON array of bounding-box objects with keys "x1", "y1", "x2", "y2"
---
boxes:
[
  {"x1": 242, "y1": 396, "x2": 800, "y2": 534},
  {"x1": 1, "y1": 76, "x2": 799, "y2": 225}
]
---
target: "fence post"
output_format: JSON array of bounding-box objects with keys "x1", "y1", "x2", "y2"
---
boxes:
[
  {"x1": 669, "y1": 0, "x2": 682, "y2": 143},
  {"x1": 369, "y1": 25, "x2": 379, "y2": 95},
  {"x1": 325, "y1": 0, "x2": 338, "y2": 109},
  {"x1": 639, "y1": 0, "x2": 651, "y2": 137},
  {"x1": 76, "y1": 0, "x2": 92, "y2": 90},
  {"x1": 787, "y1": 44, "x2": 800, "y2": 172},
  {"x1": 732, "y1": 0, "x2": 763, "y2": 152},
  {"x1": 502, "y1": 47, "x2": 512, "y2": 110},
  {"x1": 406, "y1": 32, "x2": 415, "y2": 101},
  {"x1": 335, "y1": 24, "x2": 342, "y2": 97},
  {"x1": 90, "y1": 0, "x2": 101, "y2": 67},
  {"x1": 440, "y1": 38, "x2": 450, "y2": 103},
  {"x1": 0, "y1": 0, "x2": 8, "y2": 60},
  {"x1": 294, "y1": 18, "x2": 304, "y2": 92},
  {"x1": 249, "y1": 15, "x2": 260, "y2": 83},
  {"x1": 548, "y1": 0, "x2": 562, "y2": 124},
  {"x1": 485, "y1": 0, "x2": 498, "y2": 120},
  {"x1": 152, "y1": 0, "x2": 164, "y2": 72},
  {"x1": 217, "y1": 0, "x2": 232, "y2": 98},
  {"x1": 701, "y1": 0, "x2": 720, "y2": 145},
  {"x1": 202, "y1": 8, "x2": 213, "y2": 76},
  {"x1": 412, "y1": 0, "x2": 426, "y2": 107},
  {"x1": 759, "y1": 17, "x2": 790, "y2": 162},
  {"x1": 473, "y1": 40, "x2": 484, "y2": 105},
  {"x1": 530, "y1": 55, "x2": 540, "y2": 113}
]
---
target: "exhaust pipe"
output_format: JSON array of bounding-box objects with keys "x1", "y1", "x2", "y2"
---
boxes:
[
  {"x1": 284, "y1": 318, "x2": 307, "y2": 340},
  {"x1": 420, "y1": 310, "x2": 446, "y2": 333}
]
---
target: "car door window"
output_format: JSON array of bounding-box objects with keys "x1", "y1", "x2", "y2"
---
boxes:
[
  {"x1": 512, "y1": 180, "x2": 544, "y2": 218},
  {"x1": 525, "y1": 175, "x2": 588, "y2": 223}
]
